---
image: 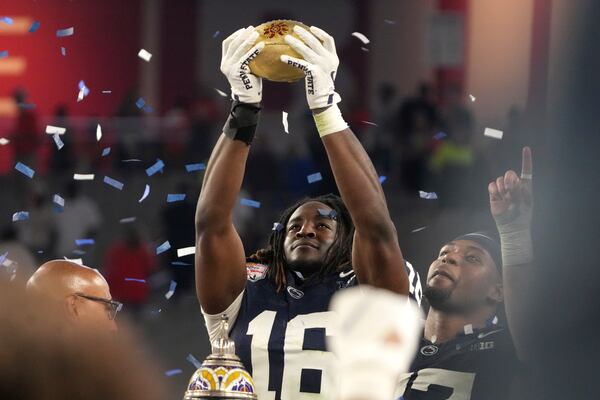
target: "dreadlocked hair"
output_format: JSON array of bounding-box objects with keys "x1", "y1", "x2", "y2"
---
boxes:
[{"x1": 248, "y1": 194, "x2": 355, "y2": 292}]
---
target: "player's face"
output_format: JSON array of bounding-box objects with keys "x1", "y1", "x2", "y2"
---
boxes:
[
  {"x1": 283, "y1": 201, "x2": 338, "y2": 275},
  {"x1": 74, "y1": 276, "x2": 118, "y2": 334},
  {"x1": 424, "y1": 240, "x2": 501, "y2": 313}
]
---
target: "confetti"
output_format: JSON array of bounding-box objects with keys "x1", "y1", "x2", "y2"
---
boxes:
[
  {"x1": 12, "y1": 211, "x2": 29, "y2": 222},
  {"x1": 282, "y1": 111, "x2": 289, "y2": 133},
  {"x1": 138, "y1": 184, "x2": 150, "y2": 203},
  {"x1": 96, "y1": 124, "x2": 102, "y2": 141},
  {"x1": 165, "y1": 369, "x2": 182, "y2": 377},
  {"x1": 125, "y1": 278, "x2": 146, "y2": 283},
  {"x1": 72, "y1": 249, "x2": 86, "y2": 256},
  {"x1": 419, "y1": 190, "x2": 438, "y2": 200},
  {"x1": 73, "y1": 173, "x2": 94, "y2": 180},
  {"x1": 463, "y1": 324, "x2": 473, "y2": 335},
  {"x1": 171, "y1": 261, "x2": 192, "y2": 266},
  {"x1": 28, "y1": 21, "x2": 40, "y2": 33},
  {"x1": 101, "y1": 147, "x2": 111, "y2": 156},
  {"x1": 379, "y1": 176, "x2": 387, "y2": 184},
  {"x1": 145, "y1": 159, "x2": 165, "y2": 176},
  {"x1": 361, "y1": 47, "x2": 369, "y2": 52},
  {"x1": 1, "y1": 17, "x2": 14, "y2": 25},
  {"x1": 138, "y1": 48, "x2": 152, "y2": 62},
  {"x1": 156, "y1": 240, "x2": 171, "y2": 255},
  {"x1": 484, "y1": 127, "x2": 503, "y2": 140},
  {"x1": 17, "y1": 103, "x2": 36, "y2": 109},
  {"x1": 61, "y1": 47, "x2": 66, "y2": 56},
  {"x1": 361, "y1": 121, "x2": 378, "y2": 126},
  {"x1": 52, "y1": 134, "x2": 64, "y2": 150},
  {"x1": 167, "y1": 194, "x2": 186, "y2": 203},
  {"x1": 351, "y1": 32, "x2": 370, "y2": 45},
  {"x1": 307, "y1": 172, "x2": 322, "y2": 184},
  {"x1": 240, "y1": 198, "x2": 260, "y2": 208},
  {"x1": 0, "y1": 138, "x2": 9, "y2": 145},
  {"x1": 164, "y1": 280, "x2": 177, "y2": 299},
  {"x1": 136, "y1": 98, "x2": 146, "y2": 109},
  {"x1": 0, "y1": 252, "x2": 7, "y2": 265},
  {"x1": 384, "y1": 19, "x2": 396, "y2": 24},
  {"x1": 272, "y1": 222, "x2": 283, "y2": 231},
  {"x1": 15, "y1": 162, "x2": 35, "y2": 178},
  {"x1": 75, "y1": 239, "x2": 94, "y2": 246},
  {"x1": 53, "y1": 194, "x2": 65, "y2": 207},
  {"x1": 0, "y1": 51, "x2": 8, "y2": 59},
  {"x1": 143, "y1": 105, "x2": 153, "y2": 113},
  {"x1": 46, "y1": 125, "x2": 66, "y2": 135},
  {"x1": 56, "y1": 27, "x2": 74, "y2": 37},
  {"x1": 215, "y1": 88, "x2": 228, "y2": 97},
  {"x1": 64, "y1": 257, "x2": 83, "y2": 265},
  {"x1": 411, "y1": 226, "x2": 427, "y2": 233},
  {"x1": 176, "y1": 246, "x2": 195, "y2": 258},
  {"x1": 318, "y1": 209, "x2": 337, "y2": 219},
  {"x1": 433, "y1": 131, "x2": 447, "y2": 140},
  {"x1": 122, "y1": 159, "x2": 142, "y2": 162},
  {"x1": 103, "y1": 176, "x2": 124, "y2": 190},
  {"x1": 77, "y1": 80, "x2": 90, "y2": 102},
  {"x1": 186, "y1": 354, "x2": 202, "y2": 369},
  {"x1": 469, "y1": 94, "x2": 476, "y2": 102},
  {"x1": 213, "y1": 30, "x2": 220, "y2": 38},
  {"x1": 101, "y1": 90, "x2": 112, "y2": 94},
  {"x1": 185, "y1": 163, "x2": 205, "y2": 172},
  {"x1": 119, "y1": 217, "x2": 136, "y2": 223}
]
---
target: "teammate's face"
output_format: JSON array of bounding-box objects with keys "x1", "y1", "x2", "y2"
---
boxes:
[
  {"x1": 283, "y1": 201, "x2": 338, "y2": 274},
  {"x1": 424, "y1": 240, "x2": 502, "y2": 313}
]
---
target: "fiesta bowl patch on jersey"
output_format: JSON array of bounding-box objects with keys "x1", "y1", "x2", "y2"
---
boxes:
[{"x1": 246, "y1": 263, "x2": 268, "y2": 282}]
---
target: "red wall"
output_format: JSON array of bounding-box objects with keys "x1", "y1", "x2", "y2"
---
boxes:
[{"x1": 1, "y1": 0, "x2": 141, "y2": 117}]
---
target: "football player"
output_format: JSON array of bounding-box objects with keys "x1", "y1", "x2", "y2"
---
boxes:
[{"x1": 195, "y1": 25, "x2": 421, "y2": 400}]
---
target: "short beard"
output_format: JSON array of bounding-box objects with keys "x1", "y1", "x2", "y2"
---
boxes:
[
  {"x1": 423, "y1": 284, "x2": 463, "y2": 314},
  {"x1": 286, "y1": 259, "x2": 322, "y2": 277}
]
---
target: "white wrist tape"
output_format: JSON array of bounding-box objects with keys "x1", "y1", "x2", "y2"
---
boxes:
[
  {"x1": 313, "y1": 104, "x2": 348, "y2": 137},
  {"x1": 498, "y1": 228, "x2": 533, "y2": 266},
  {"x1": 337, "y1": 360, "x2": 400, "y2": 400}
]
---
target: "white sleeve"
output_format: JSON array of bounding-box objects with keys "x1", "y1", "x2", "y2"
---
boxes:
[{"x1": 201, "y1": 290, "x2": 245, "y2": 343}]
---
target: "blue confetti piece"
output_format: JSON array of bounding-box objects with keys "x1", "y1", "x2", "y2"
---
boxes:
[
  {"x1": 165, "y1": 280, "x2": 177, "y2": 299},
  {"x1": 29, "y1": 21, "x2": 40, "y2": 33},
  {"x1": 52, "y1": 134, "x2": 64, "y2": 150},
  {"x1": 72, "y1": 249, "x2": 86, "y2": 255},
  {"x1": 61, "y1": 47, "x2": 66, "y2": 56},
  {"x1": 185, "y1": 163, "x2": 206, "y2": 172},
  {"x1": 101, "y1": 147, "x2": 111, "y2": 156},
  {"x1": 135, "y1": 97, "x2": 145, "y2": 109},
  {"x1": 318, "y1": 209, "x2": 337, "y2": 219},
  {"x1": 53, "y1": 194, "x2": 65, "y2": 213},
  {"x1": 78, "y1": 80, "x2": 90, "y2": 97},
  {"x1": 213, "y1": 30, "x2": 220, "y2": 38},
  {"x1": 145, "y1": 159, "x2": 165, "y2": 176},
  {"x1": 143, "y1": 105, "x2": 153, "y2": 113},
  {"x1": 419, "y1": 190, "x2": 438, "y2": 200},
  {"x1": 171, "y1": 261, "x2": 192, "y2": 266},
  {"x1": 15, "y1": 162, "x2": 35, "y2": 178},
  {"x1": 240, "y1": 198, "x2": 260, "y2": 208},
  {"x1": 1, "y1": 17, "x2": 14, "y2": 25},
  {"x1": 186, "y1": 354, "x2": 202, "y2": 369},
  {"x1": 12, "y1": 211, "x2": 29, "y2": 222},
  {"x1": 124, "y1": 278, "x2": 146, "y2": 283},
  {"x1": 75, "y1": 238, "x2": 94, "y2": 246},
  {"x1": 167, "y1": 193, "x2": 186, "y2": 203},
  {"x1": 307, "y1": 172, "x2": 323, "y2": 184},
  {"x1": 103, "y1": 176, "x2": 124, "y2": 190},
  {"x1": 379, "y1": 176, "x2": 387, "y2": 184},
  {"x1": 272, "y1": 222, "x2": 283, "y2": 231},
  {"x1": 165, "y1": 369, "x2": 182, "y2": 377},
  {"x1": 0, "y1": 252, "x2": 7, "y2": 265},
  {"x1": 56, "y1": 27, "x2": 74, "y2": 37},
  {"x1": 0, "y1": 51, "x2": 8, "y2": 59},
  {"x1": 156, "y1": 240, "x2": 171, "y2": 255},
  {"x1": 433, "y1": 131, "x2": 447, "y2": 140},
  {"x1": 119, "y1": 216, "x2": 136, "y2": 223}
]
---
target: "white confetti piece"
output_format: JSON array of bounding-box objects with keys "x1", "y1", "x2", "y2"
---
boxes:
[
  {"x1": 361, "y1": 121, "x2": 378, "y2": 126},
  {"x1": 138, "y1": 184, "x2": 150, "y2": 203},
  {"x1": 102, "y1": 90, "x2": 112, "y2": 94},
  {"x1": 351, "y1": 32, "x2": 370, "y2": 45},
  {"x1": 282, "y1": 111, "x2": 289, "y2": 133},
  {"x1": 164, "y1": 280, "x2": 177, "y2": 299},
  {"x1": 176, "y1": 246, "x2": 195, "y2": 258},
  {"x1": 63, "y1": 257, "x2": 83, "y2": 265},
  {"x1": 46, "y1": 125, "x2": 66, "y2": 135},
  {"x1": 463, "y1": 324, "x2": 473, "y2": 335},
  {"x1": 419, "y1": 190, "x2": 438, "y2": 200},
  {"x1": 215, "y1": 88, "x2": 228, "y2": 97},
  {"x1": 469, "y1": 94, "x2": 476, "y2": 102},
  {"x1": 73, "y1": 173, "x2": 95, "y2": 180},
  {"x1": 0, "y1": 138, "x2": 9, "y2": 145},
  {"x1": 53, "y1": 194, "x2": 65, "y2": 208},
  {"x1": 411, "y1": 226, "x2": 427, "y2": 233},
  {"x1": 12, "y1": 211, "x2": 29, "y2": 222},
  {"x1": 56, "y1": 27, "x2": 74, "y2": 37},
  {"x1": 272, "y1": 222, "x2": 283, "y2": 231},
  {"x1": 119, "y1": 217, "x2": 136, "y2": 223},
  {"x1": 96, "y1": 123, "x2": 102, "y2": 141},
  {"x1": 484, "y1": 127, "x2": 503, "y2": 140},
  {"x1": 138, "y1": 48, "x2": 152, "y2": 62}
]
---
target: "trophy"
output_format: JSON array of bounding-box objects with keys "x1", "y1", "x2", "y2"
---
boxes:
[
  {"x1": 248, "y1": 19, "x2": 321, "y2": 82},
  {"x1": 184, "y1": 315, "x2": 257, "y2": 399}
]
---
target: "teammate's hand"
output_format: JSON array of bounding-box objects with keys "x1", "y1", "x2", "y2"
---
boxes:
[
  {"x1": 280, "y1": 25, "x2": 341, "y2": 110},
  {"x1": 488, "y1": 147, "x2": 533, "y2": 231},
  {"x1": 220, "y1": 26, "x2": 265, "y2": 104}
]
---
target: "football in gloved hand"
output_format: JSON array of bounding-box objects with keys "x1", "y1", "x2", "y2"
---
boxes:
[{"x1": 249, "y1": 20, "x2": 320, "y2": 82}]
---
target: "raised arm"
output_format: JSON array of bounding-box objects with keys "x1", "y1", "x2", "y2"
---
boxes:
[
  {"x1": 195, "y1": 27, "x2": 264, "y2": 314},
  {"x1": 488, "y1": 147, "x2": 534, "y2": 361},
  {"x1": 282, "y1": 26, "x2": 408, "y2": 294}
]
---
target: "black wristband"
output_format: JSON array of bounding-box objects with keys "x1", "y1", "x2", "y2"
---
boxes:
[{"x1": 222, "y1": 101, "x2": 262, "y2": 145}]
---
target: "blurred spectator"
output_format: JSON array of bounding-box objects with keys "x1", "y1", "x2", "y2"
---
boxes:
[
  {"x1": 49, "y1": 105, "x2": 75, "y2": 171},
  {"x1": 163, "y1": 96, "x2": 192, "y2": 166},
  {"x1": 188, "y1": 84, "x2": 222, "y2": 162},
  {"x1": 114, "y1": 88, "x2": 144, "y2": 166},
  {"x1": 0, "y1": 226, "x2": 37, "y2": 284},
  {"x1": 54, "y1": 182, "x2": 101, "y2": 257},
  {"x1": 104, "y1": 227, "x2": 155, "y2": 316},
  {"x1": 16, "y1": 186, "x2": 56, "y2": 259},
  {"x1": 372, "y1": 83, "x2": 400, "y2": 178},
  {"x1": 11, "y1": 89, "x2": 41, "y2": 169}
]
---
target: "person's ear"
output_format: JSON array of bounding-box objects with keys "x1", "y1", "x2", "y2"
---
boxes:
[
  {"x1": 487, "y1": 281, "x2": 504, "y2": 304},
  {"x1": 64, "y1": 294, "x2": 80, "y2": 319}
]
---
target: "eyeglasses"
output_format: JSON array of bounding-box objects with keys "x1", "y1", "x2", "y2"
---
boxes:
[{"x1": 75, "y1": 293, "x2": 123, "y2": 320}]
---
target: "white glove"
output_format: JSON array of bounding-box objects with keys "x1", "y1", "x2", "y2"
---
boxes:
[
  {"x1": 220, "y1": 26, "x2": 265, "y2": 104},
  {"x1": 280, "y1": 25, "x2": 342, "y2": 109}
]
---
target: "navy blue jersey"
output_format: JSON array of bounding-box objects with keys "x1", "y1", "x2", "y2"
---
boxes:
[
  {"x1": 396, "y1": 325, "x2": 521, "y2": 400},
  {"x1": 229, "y1": 261, "x2": 421, "y2": 400}
]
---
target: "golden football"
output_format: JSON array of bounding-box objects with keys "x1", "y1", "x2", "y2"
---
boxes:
[{"x1": 249, "y1": 20, "x2": 319, "y2": 83}]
